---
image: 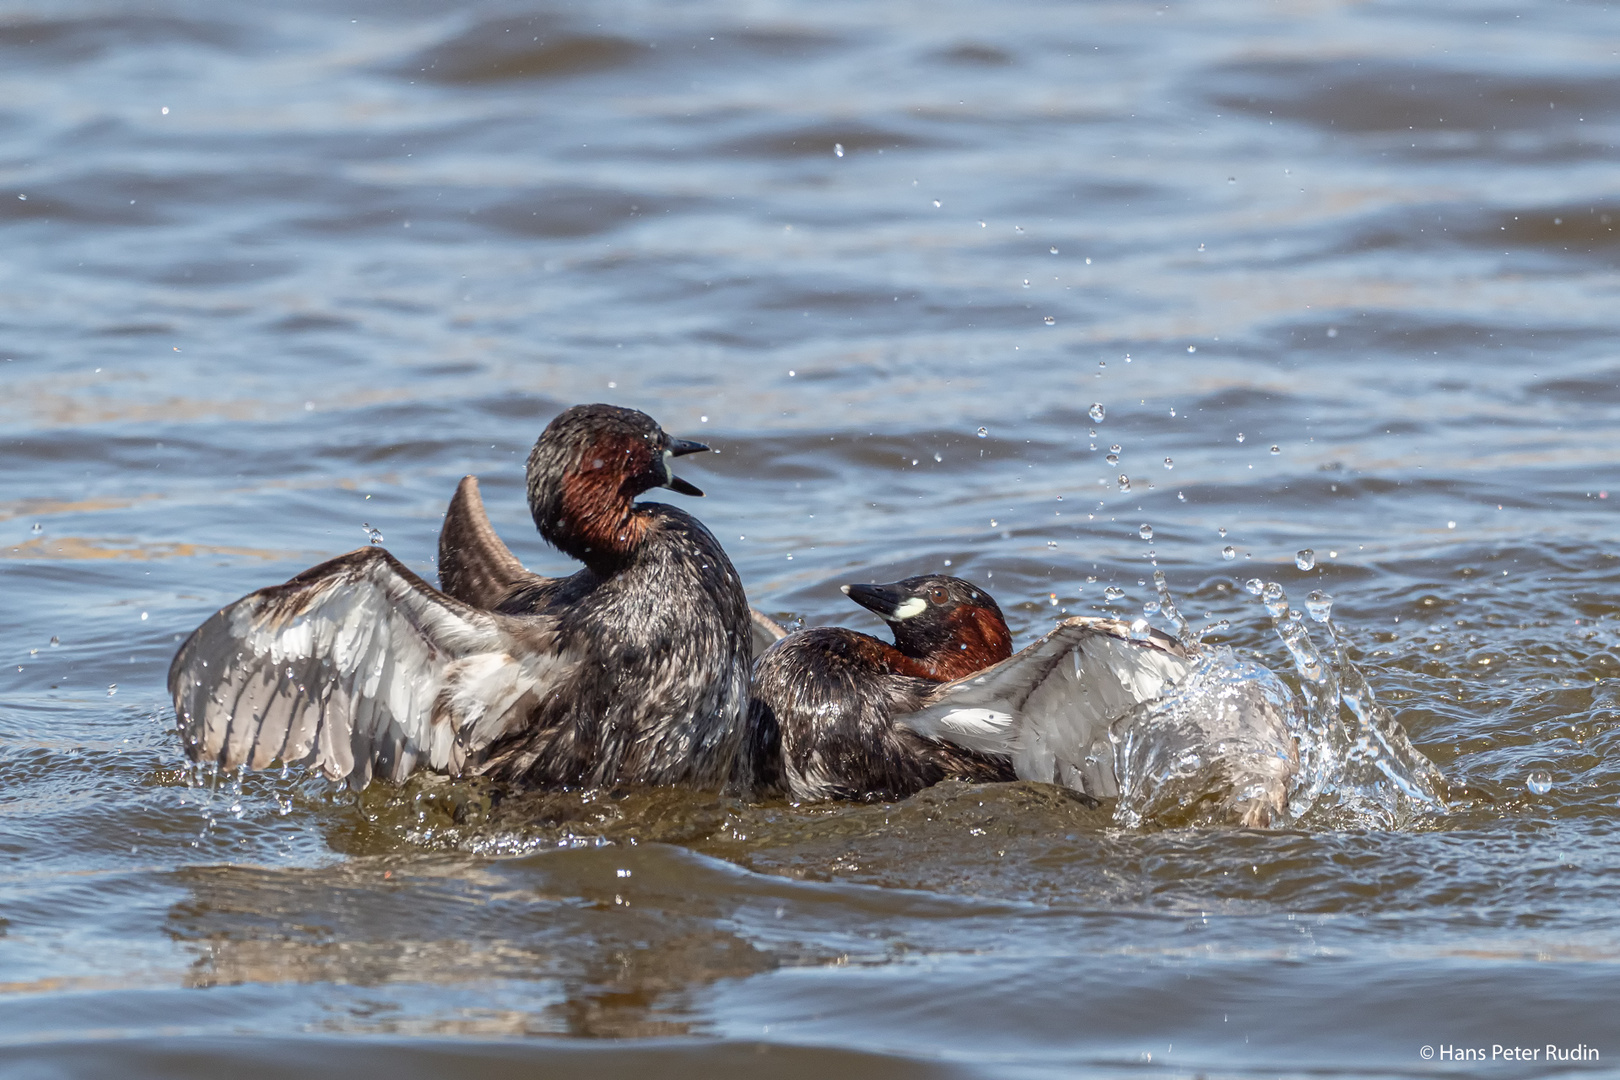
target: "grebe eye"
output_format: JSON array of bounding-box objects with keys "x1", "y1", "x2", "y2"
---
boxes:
[{"x1": 929, "y1": 586, "x2": 948, "y2": 603}]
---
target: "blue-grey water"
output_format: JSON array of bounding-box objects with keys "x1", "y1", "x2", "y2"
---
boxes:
[{"x1": 2, "y1": 0, "x2": 1619, "y2": 1075}]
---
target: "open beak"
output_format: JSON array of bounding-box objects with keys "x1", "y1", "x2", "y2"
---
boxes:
[
  {"x1": 661, "y1": 438, "x2": 709, "y2": 497},
  {"x1": 841, "y1": 582, "x2": 918, "y2": 621}
]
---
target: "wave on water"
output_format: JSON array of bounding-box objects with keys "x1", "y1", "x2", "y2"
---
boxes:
[{"x1": 1112, "y1": 573, "x2": 1449, "y2": 831}]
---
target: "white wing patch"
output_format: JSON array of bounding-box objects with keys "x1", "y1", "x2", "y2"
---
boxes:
[
  {"x1": 899, "y1": 617, "x2": 1193, "y2": 798},
  {"x1": 170, "y1": 547, "x2": 568, "y2": 788}
]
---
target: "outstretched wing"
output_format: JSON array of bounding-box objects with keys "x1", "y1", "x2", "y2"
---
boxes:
[
  {"x1": 748, "y1": 608, "x2": 789, "y2": 661},
  {"x1": 169, "y1": 547, "x2": 569, "y2": 788},
  {"x1": 440, "y1": 473, "x2": 792, "y2": 660},
  {"x1": 898, "y1": 617, "x2": 1193, "y2": 797},
  {"x1": 437, "y1": 475, "x2": 560, "y2": 612}
]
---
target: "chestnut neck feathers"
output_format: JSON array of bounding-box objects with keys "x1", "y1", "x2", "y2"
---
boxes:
[
  {"x1": 525, "y1": 404, "x2": 695, "y2": 571},
  {"x1": 844, "y1": 575, "x2": 1014, "y2": 682}
]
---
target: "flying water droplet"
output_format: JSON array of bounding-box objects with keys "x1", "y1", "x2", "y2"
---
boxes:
[
  {"x1": 31, "y1": 522, "x2": 41, "y2": 533},
  {"x1": 1110, "y1": 443, "x2": 1121, "y2": 454},
  {"x1": 1117, "y1": 475, "x2": 1131, "y2": 492},
  {"x1": 1104, "y1": 586, "x2": 1125, "y2": 601},
  {"x1": 1163, "y1": 457, "x2": 1173, "y2": 470},
  {"x1": 1526, "y1": 770, "x2": 1553, "y2": 795},
  {"x1": 49, "y1": 635, "x2": 60, "y2": 647},
  {"x1": 1023, "y1": 279, "x2": 1031, "y2": 288},
  {"x1": 1143, "y1": 600, "x2": 1161, "y2": 615},
  {"x1": 1270, "y1": 444, "x2": 1280, "y2": 455},
  {"x1": 362, "y1": 523, "x2": 383, "y2": 545},
  {"x1": 1295, "y1": 548, "x2": 1316, "y2": 571},
  {"x1": 1139, "y1": 524, "x2": 1153, "y2": 540},
  {"x1": 107, "y1": 684, "x2": 117, "y2": 697},
  {"x1": 834, "y1": 143, "x2": 844, "y2": 157},
  {"x1": 1043, "y1": 316, "x2": 1055, "y2": 326},
  {"x1": 1218, "y1": 527, "x2": 1227, "y2": 538},
  {"x1": 1235, "y1": 433, "x2": 1245, "y2": 443},
  {"x1": 932, "y1": 199, "x2": 941, "y2": 208},
  {"x1": 1261, "y1": 581, "x2": 1288, "y2": 619},
  {"x1": 1049, "y1": 246, "x2": 1059, "y2": 255},
  {"x1": 1089, "y1": 403, "x2": 1106, "y2": 423},
  {"x1": 1128, "y1": 619, "x2": 1152, "y2": 641},
  {"x1": 1244, "y1": 578, "x2": 1264, "y2": 595},
  {"x1": 1047, "y1": 540, "x2": 1058, "y2": 549},
  {"x1": 1106, "y1": 453, "x2": 1119, "y2": 466},
  {"x1": 1305, "y1": 590, "x2": 1334, "y2": 622},
  {"x1": 976, "y1": 426, "x2": 988, "y2": 438},
  {"x1": 1221, "y1": 545, "x2": 1236, "y2": 561}
]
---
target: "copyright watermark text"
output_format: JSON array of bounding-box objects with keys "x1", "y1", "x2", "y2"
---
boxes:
[{"x1": 1420, "y1": 1044, "x2": 1600, "y2": 1063}]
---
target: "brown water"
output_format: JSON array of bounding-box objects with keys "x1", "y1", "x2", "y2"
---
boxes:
[{"x1": 3, "y1": 0, "x2": 1619, "y2": 1075}]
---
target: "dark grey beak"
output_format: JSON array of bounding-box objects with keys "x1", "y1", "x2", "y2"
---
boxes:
[
  {"x1": 662, "y1": 438, "x2": 709, "y2": 497},
  {"x1": 841, "y1": 582, "x2": 910, "y2": 620}
]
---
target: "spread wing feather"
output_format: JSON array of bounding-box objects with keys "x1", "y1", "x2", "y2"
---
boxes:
[
  {"x1": 169, "y1": 546, "x2": 568, "y2": 787},
  {"x1": 899, "y1": 617, "x2": 1193, "y2": 797}
]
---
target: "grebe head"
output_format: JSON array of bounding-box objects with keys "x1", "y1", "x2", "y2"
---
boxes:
[
  {"x1": 526, "y1": 404, "x2": 709, "y2": 566},
  {"x1": 841, "y1": 574, "x2": 1013, "y2": 679}
]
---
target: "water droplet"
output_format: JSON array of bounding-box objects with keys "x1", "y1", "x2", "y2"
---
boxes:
[
  {"x1": 1142, "y1": 600, "x2": 1160, "y2": 615},
  {"x1": 933, "y1": 451, "x2": 942, "y2": 462},
  {"x1": 30, "y1": 522, "x2": 41, "y2": 533},
  {"x1": 834, "y1": 143, "x2": 844, "y2": 157},
  {"x1": 1128, "y1": 618, "x2": 1152, "y2": 641},
  {"x1": 140, "y1": 611, "x2": 148, "y2": 621},
  {"x1": 1049, "y1": 592, "x2": 1059, "y2": 606},
  {"x1": 1163, "y1": 457, "x2": 1173, "y2": 470},
  {"x1": 49, "y1": 636, "x2": 60, "y2": 647},
  {"x1": 1047, "y1": 540, "x2": 1058, "y2": 549},
  {"x1": 362, "y1": 523, "x2": 383, "y2": 545},
  {"x1": 989, "y1": 518, "x2": 998, "y2": 527},
  {"x1": 1235, "y1": 432, "x2": 1245, "y2": 443},
  {"x1": 1089, "y1": 403, "x2": 1106, "y2": 423},
  {"x1": 1327, "y1": 327, "x2": 1338, "y2": 338},
  {"x1": 1261, "y1": 582, "x2": 1288, "y2": 618},
  {"x1": 1197, "y1": 242, "x2": 1205, "y2": 252},
  {"x1": 1244, "y1": 578, "x2": 1264, "y2": 595},
  {"x1": 1117, "y1": 475, "x2": 1131, "y2": 492},
  {"x1": 1187, "y1": 345, "x2": 1196, "y2": 353},
  {"x1": 107, "y1": 684, "x2": 117, "y2": 697},
  {"x1": 1139, "y1": 524, "x2": 1153, "y2": 540},
  {"x1": 1043, "y1": 316, "x2": 1055, "y2": 326},
  {"x1": 1014, "y1": 225, "x2": 1024, "y2": 234},
  {"x1": 1218, "y1": 527, "x2": 1227, "y2": 538},
  {"x1": 1104, "y1": 586, "x2": 1125, "y2": 601},
  {"x1": 1221, "y1": 546, "x2": 1236, "y2": 560},
  {"x1": 1097, "y1": 359, "x2": 1106, "y2": 369},
  {"x1": 1526, "y1": 770, "x2": 1553, "y2": 795},
  {"x1": 976, "y1": 426, "x2": 988, "y2": 438},
  {"x1": 1270, "y1": 444, "x2": 1280, "y2": 455},
  {"x1": 1305, "y1": 590, "x2": 1333, "y2": 623},
  {"x1": 932, "y1": 199, "x2": 941, "y2": 208},
  {"x1": 1106, "y1": 453, "x2": 1119, "y2": 465},
  {"x1": 1295, "y1": 548, "x2": 1316, "y2": 571},
  {"x1": 1049, "y1": 246, "x2": 1059, "y2": 255},
  {"x1": 1022, "y1": 278, "x2": 1031, "y2": 288}
]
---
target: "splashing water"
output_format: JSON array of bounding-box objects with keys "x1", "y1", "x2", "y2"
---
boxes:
[
  {"x1": 1295, "y1": 548, "x2": 1316, "y2": 571},
  {"x1": 362, "y1": 522, "x2": 384, "y2": 545},
  {"x1": 1109, "y1": 576, "x2": 1447, "y2": 830},
  {"x1": 1089, "y1": 403, "x2": 1105, "y2": 423}
]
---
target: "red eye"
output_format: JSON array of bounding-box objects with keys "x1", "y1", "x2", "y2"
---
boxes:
[{"x1": 929, "y1": 587, "x2": 948, "y2": 604}]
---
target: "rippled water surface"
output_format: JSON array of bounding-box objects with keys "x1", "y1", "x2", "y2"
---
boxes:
[{"x1": 3, "y1": 0, "x2": 1619, "y2": 1075}]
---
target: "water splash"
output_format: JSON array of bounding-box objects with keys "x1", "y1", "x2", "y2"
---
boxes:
[{"x1": 1110, "y1": 576, "x2": 1447, "y2": 830}]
